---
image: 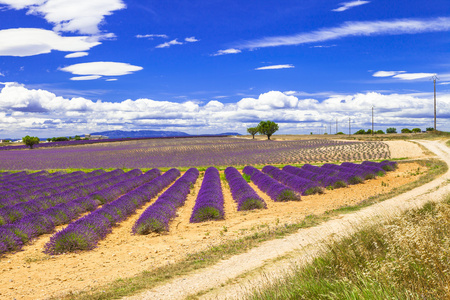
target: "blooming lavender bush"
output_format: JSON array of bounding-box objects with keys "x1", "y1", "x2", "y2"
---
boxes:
[
  {"x1": 262, "y1": 165, "x2": 323, "y2": 196},
  {"x1": 243, "y1": 166, "x2": 300, "y2": 202},
  {"x1": 283, "y1": 165, "x2": 347, "y2": 189},
  {"x1": 225, "y1": 167, "x2": 267, "y2": 211},
  {"x1": 133, "y1": 168, "x2": 199, "y2": 234},
  {"x1": 190, "y1": 167, "x2": 224, "y2": 223},
  {"x1": 44, "y1": 168, "x2": 180, "y2": 254}
]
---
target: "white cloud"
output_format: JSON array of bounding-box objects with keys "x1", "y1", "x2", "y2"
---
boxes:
[
  {"x1": 235, "y1": 17, "x2": 450, "y2": 50},
  {"x1": 155, "y1": 39, "x2": 183, "y2": 48},
  {"x1": 372, "y1": 71, "x2": 405, "y2": 77},
  {"x1": 185, "y1": 37, "x2": 199, "y2": 43},
  {"x1": 332, "y1": 1, "x2": 370, "y2": 12},
  {"x1": 60, "y1": 62, "x2": 143, "y2": 76},
  {"x1": 106, "y1": 78, "x2": 118, "y2": 82},
  {"x1": 70, "y1": 75, "x2": 102, "y2": 81},
  {"x1": 255, "y1": 64, "x2": 295, "y2": 70},
  {"x1": 0, "y1": 0, "x2": 44, "y2": 10},
  {"x1": 0, "y1": 28, "x2": 100, "y2": 57},
  {"x1": 1, "y1": 0, "x2": 126, "y2": 34},
  {"x1": 393, "y1": 73, "x2": 435, "y2": 80},
  {"x1": 65, "y1": 52, "x2": 89, "y2": 58},
  {"x1": 1, "y1": 83, "x2": 449, "y2": 137},
  {"x1": 0, "y1": 72, "x2": 4, "y2": 77},
  {"x1": 136, "y1": 34, "x2": 168, "y2": 39},
  {"x1": 213, "y1": 48, "x2": 242, "y2": 56}
]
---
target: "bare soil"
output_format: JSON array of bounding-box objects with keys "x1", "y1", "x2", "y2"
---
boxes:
[{"x1": 0, "y1": 140, "x2": 426, "y2": 299}]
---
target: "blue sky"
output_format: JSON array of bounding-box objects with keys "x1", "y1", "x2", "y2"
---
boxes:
[{"x1": 0, "y1": 0, "x2": 449, "y2": 138}]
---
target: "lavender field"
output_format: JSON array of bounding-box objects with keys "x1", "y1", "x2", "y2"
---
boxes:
[
  {"x1": 0, "y1": 160, "x2": 397, "y2": 255},
  {"x1": 0, "y1": 137, "x2": 390, "y2": 170}
]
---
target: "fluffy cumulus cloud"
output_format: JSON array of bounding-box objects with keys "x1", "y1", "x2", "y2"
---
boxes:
[
  {"x1": 60, "y1": 62, "x2": 143, "y2": 80},
  {"x1": 0, "y1": 0, "x2": 126, "y2": 34},
  {"x1": 0, "y1": 28, "x2": 100, "y2": 57},
  {"x1": 1, "y1": 83, "x2": 449, "y2": 137}
]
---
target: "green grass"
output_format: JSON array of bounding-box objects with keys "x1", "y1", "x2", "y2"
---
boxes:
[
  {"x1": 52, "y1": 158, "x2": 447, "y2": 300},
  {"x1": 246, "y1": 194, "x2": 450, "y2": 300}
]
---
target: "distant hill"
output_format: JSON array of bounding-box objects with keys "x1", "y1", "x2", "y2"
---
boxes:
[{"x1": 90, "y1": 130, "x2": 190, "y2": 139}]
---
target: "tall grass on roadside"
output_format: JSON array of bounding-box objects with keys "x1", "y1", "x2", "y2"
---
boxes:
[{"x1": 247, "y1": 196, "x2": 450, "y2": 300}]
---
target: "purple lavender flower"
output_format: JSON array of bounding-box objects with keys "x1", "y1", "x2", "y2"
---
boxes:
[
  {"x1": 243, "y1": 166, "x2": 300, "y2": 202},
  {"x1": 133, "y1": 168, "x2": 199, "y2": 234},
  {"x1": 225, "y1": 167, "x2": 267, "y2": 211},
  {"x1": 44, "y1": 168, "x2": 179, "y2": 254},
  {"x1": 190, "y1": 167, "x2": 224, "y2": 223}
]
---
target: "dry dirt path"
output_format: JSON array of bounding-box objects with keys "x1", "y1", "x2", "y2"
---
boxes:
[{"x1": 124, "y1": 139, "x2": 450, "y2": 300}]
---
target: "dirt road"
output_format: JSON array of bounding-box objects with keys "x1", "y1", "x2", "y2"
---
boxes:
[{"x1": 124, "y1": 139, "x2": 450, "y2": 300}]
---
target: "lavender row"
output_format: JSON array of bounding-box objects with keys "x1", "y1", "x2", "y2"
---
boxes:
[
  {"x1": 44, "y1": 168, "x2": 180, "y2": 254},
  {"x1": 190, "y1": 167, "x2": 224, "y2": 223},
  {"x1": 133, "y1": 168, "x2": 199, "y2": 234},
  {"x1": 0, "y1": 170, "x2": 89, "y2": 192},
  {"x1": 0, "y1": 169, "x2": 122, "y2": 209},
  {"x1": 0, "y1": 169, "x2": 155, "y2": 225},
  {"x1": 243, "y1": 166, "x2": 300, "y2": 202},
  {"x1": 0, "y1": 169, "x2": 161, "y2": 255},
  {"x1": 262, "y1": 166, "x2": 323, "y2": 196},
  {"x1": 224, "y1": 167, "x2": 267, "y2": 211},
  {"x1": 282, "y1": 165, "x2": 348, "y2": 189},
  {"x1": 284, "y1": 160, "x2": 397, "y2": 189},
  {"x1": 0, "y1": 170, "x2": 105, "y2": 205}
]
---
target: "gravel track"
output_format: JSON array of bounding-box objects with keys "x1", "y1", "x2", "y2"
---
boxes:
[{"x1": 124, "y1": 140, "x2": 450, "y2": 300}]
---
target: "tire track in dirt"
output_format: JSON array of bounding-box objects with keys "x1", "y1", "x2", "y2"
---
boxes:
[{"x1": 123, "y1": 140, "x2": 450, "y2": 300}]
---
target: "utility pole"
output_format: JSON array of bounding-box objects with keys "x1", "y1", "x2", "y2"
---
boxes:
[
  {"x1": 432, "y1": 75, "x2": 438, "y2": 131},
  {"x1": 348, "y1": 117, "x2": 351, "y2": 137},
  {"x1": 336, "y1": 119, "x2": 338, "y2": 134},
  {"x1": 371, "y1": 105, "x2": 374, "y2": 136}
]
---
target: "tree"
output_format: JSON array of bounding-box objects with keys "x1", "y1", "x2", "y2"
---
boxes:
[
  {"x1": 386, "y1": 127, "x2": 397, "y2": 134},
  {"x1": 401, "y1": 128, "x2": 412, "y2": 133},
  {"x1": 336, "y1": 132, "x2": 345, "y2": 135},
  {"x1": 366, "y1": 129, "x2": 373, "y2": 135},
  {"x1": 412, "y1": 128, "x2": 421, "y2": 133},
  {"x1": 426, "y1": 127, "x2": 434, "y2": 132},
  {"x1": 257, "y1": 120, "x2": 279, "y2": 140},
  {"x1": 247, "y1": 127, "x2": 259, "y2": 139},
  {"x1": 22, "y1": 135, "x2": 40, "y2": 149},
  {"x1": 376, "y1": 130, "x2": 385, "y2": 134},
  {"x1": 354, "y1": 129, "x2": 366, "y2": 135}
]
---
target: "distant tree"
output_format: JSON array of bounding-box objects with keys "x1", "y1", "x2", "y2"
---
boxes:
[
  {"x1": 366, "y1": 129, "x2": 373, "y2": 135},
  {"x1": 74, "y1": 135, "x2": 81, "y2": 140},
  {"x1": 51, "y1": 137, "x2": 69, "y2": 142},
  {"x1": 47, "y1": 138, "x2": 51, "y2": 142},
  {"x1": 426, "y1": 127, "x2": 434, "y2": 132},
  {"x1": 412, "y1": 128, "x2": 421, "y2": 133},
  {"x1": 257, "y1": 120, "x2": 279, "y2": 140},
  {"x1": 386, "y1": 127, "x2": 397, "y2": 134},
  {"x1": 247, "y1": 127, "x2": 259, "y2": 139},
  {"x1": 401, "y1": 128, "x2": 412, "y2": 133},
  {"x1": 376, "y1": 130, "x2": 385, "y2": 134},
  {"x1": 354, "y1": 129, "x2": 366, "y2": 135},
  {"x1": 22, "y1": 135, "x2": 40, "y2": 149},
  {"x1": 336, "y1": 132, "x2": 345, "y2": 135}
]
